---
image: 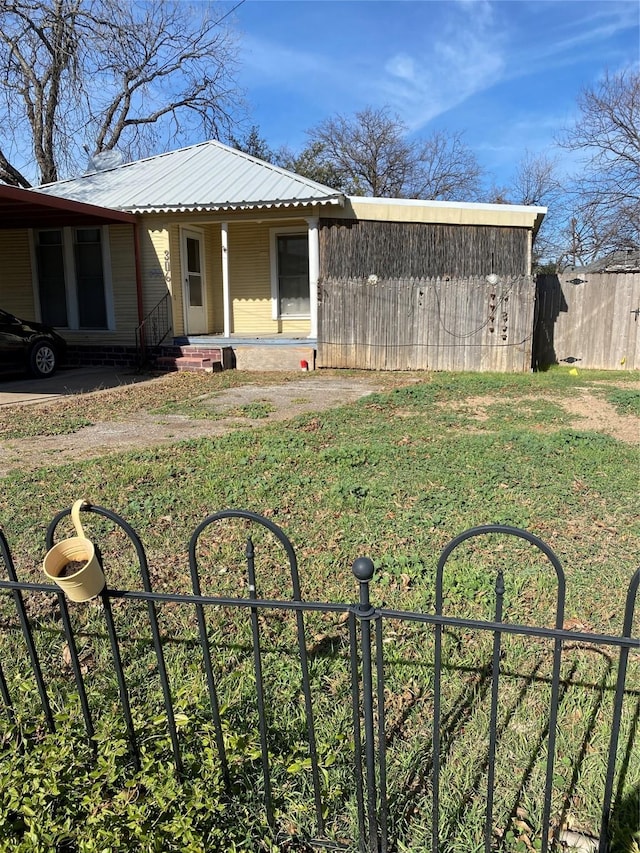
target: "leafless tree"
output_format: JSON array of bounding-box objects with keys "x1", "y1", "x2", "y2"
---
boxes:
[
  {"x1": 559, "y1": 68, "x2": 640, "y2": 261},
  {"x1": 410, "y1": 130, "x2": 483, "y2": 201},
  {"x1": 303, "y1": 107, "x2": 413, "y2": 196},
  {"x1": 509, "y1": 151, "x2": 561, "y2": 208},
  {"x1": 0, "y1": 0, "x2": 242, "y2": 187},
  {"x1": 299, "y1": 106, "x2": 483, "y2": 200},
  {"x1": 509, "y1": 151, "x2": 566, "y2": 269}
]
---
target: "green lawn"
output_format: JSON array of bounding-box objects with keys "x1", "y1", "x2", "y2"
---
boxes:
[{"x1": 0, "y1": 368, "x2": 638, "y2": 852}]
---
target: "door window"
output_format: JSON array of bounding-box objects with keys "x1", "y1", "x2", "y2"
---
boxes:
[{"x1": 186, "y1": 236, "x2": 203, "y2": 307}]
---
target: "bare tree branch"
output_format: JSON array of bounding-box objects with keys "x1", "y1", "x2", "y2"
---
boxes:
[
  {"x1": 411, "y1": 130, "x2": 483, "y2": 201},
  {"x1": 559, "y1": 68, "x2": 640, "y2": 261},
  {"x1": 0, "y1": 0, "x2": 243, "y2": 186},
  {"x1": 297, "y1": 106, "x2": 483, "y2": 200}
]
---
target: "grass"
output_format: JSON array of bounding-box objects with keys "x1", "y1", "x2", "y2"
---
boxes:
[
  {"x1": 602, "y1": 387, "x2": 640, "y2": 417},
  {"x1": 0, "y1": 367, "x2": 638, "y2": 852}
]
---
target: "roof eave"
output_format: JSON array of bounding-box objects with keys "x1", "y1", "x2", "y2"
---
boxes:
[
  {"x1": 0, "y1": 184, "x2": 137, "y2": 228},
  {"x1": 125, "y1": 196, "x2": 345, "y2": 215}
]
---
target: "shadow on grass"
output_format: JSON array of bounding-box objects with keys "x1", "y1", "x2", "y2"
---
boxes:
[{"x1": 610, "y1": 691, "x2": 640, "y2": 853}]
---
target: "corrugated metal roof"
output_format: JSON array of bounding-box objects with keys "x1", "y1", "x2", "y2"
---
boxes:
[
  {"x1": 568, "y1": 248, "x2": 640, "y2": 273},
  {"x1": 34, "y1": 140, "x2": 345, "y2": 213}
]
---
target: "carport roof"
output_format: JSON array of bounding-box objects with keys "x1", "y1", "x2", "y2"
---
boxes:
[{"x1": 0, "y1": 183, "x2": 137, "y2": 229}]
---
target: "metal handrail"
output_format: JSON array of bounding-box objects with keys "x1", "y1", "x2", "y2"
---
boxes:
[{"x1": 134, "y1": 292, "x2": 171, "y2": 366}]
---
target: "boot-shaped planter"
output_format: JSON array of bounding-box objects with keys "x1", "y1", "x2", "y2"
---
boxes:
[{"x1": 43, "y1": 500, "x2": 105, "y2": 602}]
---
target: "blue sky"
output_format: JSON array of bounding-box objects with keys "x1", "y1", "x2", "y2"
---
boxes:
[{"x1": 232, "y1": 0, "x2": 639, "y2": 191}]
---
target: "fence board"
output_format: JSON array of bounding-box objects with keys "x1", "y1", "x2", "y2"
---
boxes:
[
  {"x1": 318, "y1": 275, "x2": 535, "y2": 372},
  {"x1": 534, "y1": 272, "x2": 640, "y2": 370}
]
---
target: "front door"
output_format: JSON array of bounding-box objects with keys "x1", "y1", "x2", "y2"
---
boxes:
[{"x1": 182, "y1": 229, "x2": 207, "y2": 335}]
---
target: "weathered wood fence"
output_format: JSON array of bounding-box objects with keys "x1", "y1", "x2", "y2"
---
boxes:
[
  {"x1": 317, "y1": 275, "x2": 535, "y2": 372},
  {"x1": 534, "y1": 272, "x2": 640, "y2": 370}
]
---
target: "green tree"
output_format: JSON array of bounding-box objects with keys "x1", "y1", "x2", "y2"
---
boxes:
[
  {"x1": 228, "y1": 125, "x2": 275, "y2": 162},
  {"x1": 274, "y1": 141, "x2": 345, "y2": 189}
]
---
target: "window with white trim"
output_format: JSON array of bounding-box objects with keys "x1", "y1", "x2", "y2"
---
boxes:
[
  {"x1": 34, "y1": 226, "x2": 112, "y2": 329},
  {"x1": 271, "y1": 229, "x2": 310, "y2": 318}
]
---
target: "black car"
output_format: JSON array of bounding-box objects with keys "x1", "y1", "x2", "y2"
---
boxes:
[{"x1": 0, "y1": 309, "x2": 67, "y2": 378}]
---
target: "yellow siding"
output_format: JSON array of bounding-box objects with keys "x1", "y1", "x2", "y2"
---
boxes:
[
  {"x1": 0, "y1": 216, "x2": 312, "y2": 342},
  {"x1": 142, "y1": 213, "x2": 313, "y2": 336},
  {"x1": 0, "y1": 230, "x2": 36, "y2": 318},
  {"x1": 280, "y1": 318, "x2": 311, "y2": 335},
  {"x1": 109, "y1": 225, "x2": 138, "y2": 342},
  {"x1": 228, "y1": 221, "x2": 272, "y2": 333},
  {"x1": 325, "y1": 198, "x2": 544, "y2": 229},
  {"x1": 167, "y1": 225, "x2": 184, "y2": 335},
  {"x1": 226, "y1": 219, "x2": 310, "y2": 335},
  {"x1": 140, "y1": 225, "x2": 172, "y2": 323},
  {"x1": 204, "y1": 224, "x2": 223, "y2": 334}
]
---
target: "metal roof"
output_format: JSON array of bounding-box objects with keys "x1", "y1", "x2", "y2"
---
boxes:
[
  {"x1": 34, "y1": 140, "x2": 345, "y2": 214},
  {"x1": 0, "y1": 184, "x2": 137, "y2": 229},
  {"x1": 568, "y1": 247, "x2": 640, "y2": 273}
]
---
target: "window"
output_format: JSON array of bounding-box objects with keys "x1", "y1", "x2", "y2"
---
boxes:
[
  {"x1": 34, "y1": 227, "x2": 112, "y2": 329},
  {"x1": 75, "y1": 228, "x2": 107, "y2": 328},
  {"x1": 36, "y1": 230, "x2": 68, "y2": 327},
  {"x1": 271, "y1": 230, "x2": 310, "y2": 318}
]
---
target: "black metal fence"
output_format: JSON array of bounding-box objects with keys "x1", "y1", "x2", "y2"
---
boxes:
[{"x1": 0, "y1": 504, "x2": 638, "y2": 852}]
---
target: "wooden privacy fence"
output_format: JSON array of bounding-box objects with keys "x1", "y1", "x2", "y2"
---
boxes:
[
  {"x1": 317, "y1": 275, "x2": 535, "y2": 372},
  {"x1": 534, "y1": 272, "x2": 640, "y2": 370}
]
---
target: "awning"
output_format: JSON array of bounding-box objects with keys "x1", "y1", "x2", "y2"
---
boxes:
[{"x1": 0, "y1": 184, "x2": 137, "y2": 229}]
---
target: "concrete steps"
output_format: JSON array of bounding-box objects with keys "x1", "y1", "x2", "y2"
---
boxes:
[
  {"x1": 156, "y1": 355, "x2": 216, "y2": 373},
  {"x1": 155, "y1": 346, "x2": 226, "y2": 373}
]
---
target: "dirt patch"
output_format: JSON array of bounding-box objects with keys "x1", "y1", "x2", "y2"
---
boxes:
[
  {"x1": 1, "y1": 374, "x2": 637, "y2": 477},
  {"x1": 442, "y1": 389, "x2": 639, "y2": 444},
  {"x1": 561, "y1": 388, "x2": 639, "y2": 444},
  {"x1": 0, "y1": 375, "x2": 388, "y2": 475}
]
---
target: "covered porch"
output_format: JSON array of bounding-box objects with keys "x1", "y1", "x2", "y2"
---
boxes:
[{"x1": 166, "y1": 213, "x2": 322, "y2": 343}]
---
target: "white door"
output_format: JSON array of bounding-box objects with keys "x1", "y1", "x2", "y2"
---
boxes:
[{"x1": 182, "y1": 229, "x2": 207, "y2": 335}]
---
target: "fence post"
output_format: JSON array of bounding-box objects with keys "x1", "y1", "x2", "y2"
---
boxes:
[{"x1": 352, "y1": 557, "x2": 379, "y2": 853}]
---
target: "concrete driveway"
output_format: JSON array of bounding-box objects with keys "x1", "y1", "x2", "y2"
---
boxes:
[{"x1": 0, "y1": 366, "x2": 150, "y2": 406}]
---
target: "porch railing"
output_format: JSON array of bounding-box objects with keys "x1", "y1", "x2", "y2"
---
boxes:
[{"x1": 134, "y1": 292, "x2": 171, "y2": 366}]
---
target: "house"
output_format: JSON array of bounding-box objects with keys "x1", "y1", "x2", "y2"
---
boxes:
[{"x1": 0, "y1": 141, "x2": 546, "y2": 371}]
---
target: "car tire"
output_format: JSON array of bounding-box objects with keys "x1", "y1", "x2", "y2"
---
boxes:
[{"x1": 29, "y1": 341, "x2": 57, "y2": 377}]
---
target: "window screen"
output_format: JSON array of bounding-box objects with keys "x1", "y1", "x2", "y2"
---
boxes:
[
  {"x1": 277, "y1": 234, "x2": 309, "y2": 316},
  {"x1": 36, "y1": 230, "x2": 68, "y2": 327}
]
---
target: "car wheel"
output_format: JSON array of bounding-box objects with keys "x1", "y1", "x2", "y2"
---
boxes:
[{"x1": 29, "y1": 341, "x2": 57, "y2": 377}]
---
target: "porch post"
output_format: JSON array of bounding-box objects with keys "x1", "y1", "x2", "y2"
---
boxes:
[
  {"x1": 306, "y1": 216, "x2": 319, "y2": 339},
  {"x1": 221, "y1": 222, "x2": 230, "y2": 338}
]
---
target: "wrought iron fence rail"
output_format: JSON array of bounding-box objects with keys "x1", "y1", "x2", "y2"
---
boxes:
[
  {"x1": 0, "y1": 505, "x2": 638, "y2": 853},
  {"x1": 1, "y1": 576, "x2": 637, "y2": 651}
]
